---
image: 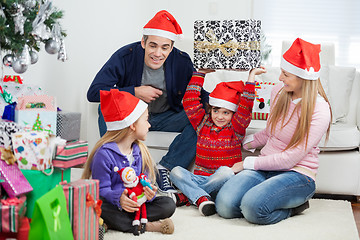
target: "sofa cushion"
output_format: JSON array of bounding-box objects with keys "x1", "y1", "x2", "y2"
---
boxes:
[
  {"x1": 145, "y1": 131, "x2": 179, "y2": 149},
  {"x1": 327, "y1": 66, "x2": 356, "y2": 123},
  {"x1": 318, "y1": 123, "x2": 360, "y2": 151}
]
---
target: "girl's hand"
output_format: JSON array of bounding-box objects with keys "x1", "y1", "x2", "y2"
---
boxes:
[
  {"x1": 120, "y1": 189, "x2": 140, "y2": 213},
  {"x1": 198, "y1": 69, "x2": 215, "y2": 74},
  {"x1": 231, "y1": 162, "x2": 244, "y2": 174},
  {"x1": 247, "y1": 66, "x2": 267, "y2": 83},
  {"x1": 144, "y1": 184, "x2": 157, "y2": 200}
]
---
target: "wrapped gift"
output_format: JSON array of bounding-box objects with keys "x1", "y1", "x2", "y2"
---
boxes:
[
  {"x1": 0, "y1": 195, "x2": 26, "y2": 233},
  {"x1": 21, "y1": 168, "x2": 71, "y2": 218},
  {"x1": 0, "y1": 120, "x2": 21, "y2": 148},
  {"x1": 12, "y1": 131, "x2": 52, "y2": 170},
  {"x1": 62, "y1": 179, "x2": 101, "y2": 240},
  {"x1": 194, "y1": 19, "x2": 261, "y2": 70},
  {"x1": 0, "y1": 217, "x2": 30, "y2": 240},
  {"x1": 0, "y1": 151, "x2": 33, "y2": 198},
  {"x1": 57, "y1": 111, "x2": 81, "y2": 141},
  {"x1": 53, "y1": 140, "x2": 88, "y2": 168},
  {"x1": 15, "y1": 95, "x2": 57, "y2": 134},
  {"x1": 252, "y1": 82, "x2": 276, "y2": 120}
]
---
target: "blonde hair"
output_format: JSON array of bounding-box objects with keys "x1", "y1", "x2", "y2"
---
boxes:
[
  {"x1": 81, "y1": 128, "x2": 157, "y2": 183},
  {"x1": 267, "y1": 78, "x2": 332, "y2": 150}
]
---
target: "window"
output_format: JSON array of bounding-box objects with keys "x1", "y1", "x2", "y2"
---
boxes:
[{"x1": 253, "y1": 0, "x2": 360, "y2": 68}]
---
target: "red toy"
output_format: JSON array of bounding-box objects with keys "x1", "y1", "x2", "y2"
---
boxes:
[{"x1": 114, "y1": 166, "x2": 152, "y2": 235}]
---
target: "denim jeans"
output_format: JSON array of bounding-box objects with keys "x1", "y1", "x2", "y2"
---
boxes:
[
  {"x1": 215, "y1": 170, "x2": 315, "y2": 225},
  {"x1": 98, "y1": 106, "x2": 196, "y2": 170},
  {"x1": 169, "y1": 166, "x2": 234, "y2": 204}
]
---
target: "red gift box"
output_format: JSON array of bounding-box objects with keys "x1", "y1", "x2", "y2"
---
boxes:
[
  {"x1": 62, "y1": 179, "x2": 100, "y2": 240},
  {"x1": 0, "y1": 217, "x2": 30, "y2": 240},
  {"x1": 0, "y1": 195, "x2": 26, "y2": 233},
  {"x1": 53, "y1": 141, "x2": 88, "y2": 168}
]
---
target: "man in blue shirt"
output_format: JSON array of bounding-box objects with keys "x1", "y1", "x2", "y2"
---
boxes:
[{"x1": 87, "y1": 10, "x2": 208, "y2": 193}]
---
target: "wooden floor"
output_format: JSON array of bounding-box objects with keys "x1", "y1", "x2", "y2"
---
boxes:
[{"x1": 352, "y1": 201, "x2": 360, "y2": 238}]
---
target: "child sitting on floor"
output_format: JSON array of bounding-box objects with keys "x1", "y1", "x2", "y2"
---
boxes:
[{"x1": 169, "y1": 67, "x2": 265, "y2": 216}]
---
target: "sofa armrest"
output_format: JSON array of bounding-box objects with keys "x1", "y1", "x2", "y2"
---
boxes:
[{"x1": 357, "y1": 100, "x2": 360, "y2": 131}]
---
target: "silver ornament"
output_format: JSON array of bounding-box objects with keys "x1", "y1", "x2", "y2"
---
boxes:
[
  {"x1": 30, "y1": 51, "x2": 39, "y2": 64},
  {"x1": 45, "y1": 39, "x2": 60, "y2": 54},
  {"x1": 3, "y1": 54, "x2": 14, "y2": 67},
  {"x1": 12, "y1": 60, "x2": 28, "y2": 74}
]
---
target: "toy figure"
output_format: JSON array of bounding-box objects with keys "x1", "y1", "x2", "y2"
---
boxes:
[{"x1": 114, "y1": 166, "x2": 152, "y2": 235}]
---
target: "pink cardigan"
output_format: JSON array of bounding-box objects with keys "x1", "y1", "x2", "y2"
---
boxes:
[{"x1": 243, "y1": 83, "x2": 331, "y2": 180}]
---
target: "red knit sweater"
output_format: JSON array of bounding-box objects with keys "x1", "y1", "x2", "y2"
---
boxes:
[{"x1": 183, "y1": 72, "x2": 255, "y2": 176}]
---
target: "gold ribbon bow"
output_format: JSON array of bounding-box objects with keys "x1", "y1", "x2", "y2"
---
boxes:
[
  {"x1": 0, "y1": 147, "x2": 17, "y2": 165},
  {"x1": 52, "y1": 205, "x2": 61, "y2": 232},
  {"x1": 194, "y1": 29, "x2": 261, "y2": 57},
  {"x1": 86, "y1": 193, "x2": 103, "y2": 217}
]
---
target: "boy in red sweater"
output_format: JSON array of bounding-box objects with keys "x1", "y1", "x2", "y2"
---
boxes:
[{"x1": 169, "y1": 68, "x2": 265, "y2": 216}]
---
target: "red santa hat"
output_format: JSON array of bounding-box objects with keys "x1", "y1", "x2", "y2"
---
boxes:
[
  {"x1": 281, "y1": 38, "x2": 321, "y2": 80},
  {"x1": 209, "y1": 81, "x2": 245, "y2": 112},
  {"x1": 100, "y1": 89, "x2": 147, "y2": 131},
  {"x1": 143, "y1": 10, "x2": 183, "y2": 41}
]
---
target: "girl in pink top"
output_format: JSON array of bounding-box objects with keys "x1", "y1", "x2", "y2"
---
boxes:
[{"x1": 215, "y1": 38, "x2": 332, "y2": 225}]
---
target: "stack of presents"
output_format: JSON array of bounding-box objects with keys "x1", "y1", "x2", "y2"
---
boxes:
[
  {"x1": 0, "y1": 76, "x2": 103, "y2": 239},
  {"x1": 0, "y1": 18, "x2": 263, "y2": 239}
]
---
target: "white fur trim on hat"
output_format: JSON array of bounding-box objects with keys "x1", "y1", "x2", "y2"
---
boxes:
[
  {"x1": 143, "y1": 28, "x2": 177, "y2": 41},
  {"x1": 209, "y1": 96, "x2": 237, "y2": 112},
  {"x1": 281, "y1": 57, "x2": 320, "y2": 80},
  {"x1": 106, "y1": 100, "x2": 147, "y2": 131}
]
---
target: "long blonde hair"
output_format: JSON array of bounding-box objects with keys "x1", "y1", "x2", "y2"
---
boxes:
[
  {"x1": 81, "y1": 128, "x2": 157, "y2": 183},
  {"x1": 267, "y1": 78, "x2": 332, "y2": 150}
]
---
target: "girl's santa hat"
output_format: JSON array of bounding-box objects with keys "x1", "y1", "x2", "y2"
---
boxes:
[
  {"x1": 100, "y1": 89, "x2": 147, "y2": 131},
  {"x1": 143, "y1": 10, "x2": 183, "y2": 41},
  {"x1": 281, "y1": 38, "x2": 321, "y2": 80},
  {"x1": 209, "y1": 81, "x2": 245, "y2": 112}
]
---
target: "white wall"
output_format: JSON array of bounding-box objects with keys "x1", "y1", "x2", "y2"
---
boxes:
[{"x1": 2, "y1": 0, "x2": 253, "y2": 150}]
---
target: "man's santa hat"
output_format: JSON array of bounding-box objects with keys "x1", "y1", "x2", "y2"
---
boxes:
[
  {"x1": 100, "y1": 89, "x2": 147, "y2": 131},
  {"x1": 281, "y1": 38, "x2": 321, "y2": 80},
  {"x1": 209, "y1": 81, "x2": 245, "y2": 112},
  {"x1": 143, "y1": 10, "x2": 183, "y2": 41}
]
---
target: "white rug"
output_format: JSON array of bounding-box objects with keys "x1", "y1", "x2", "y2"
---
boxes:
[{"x1": 104, "y1": 199, "x2": 359, "y2": 240}]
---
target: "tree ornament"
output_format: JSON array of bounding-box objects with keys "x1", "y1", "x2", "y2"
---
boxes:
[
  {"x1": 45, "y1": 39, "x2": 60, "y2": 54},
  {"x1": 30, "y1": 51, "x2": 39, "y2": 64},
  {"x1": 12, "y1": 60, "x2": 28, "y2": 74},
  {"x1": 12, "y1": 3, "x2": 26, "y2": 35},
  {"x1": 24, "y1": 0, "x2": 37, "y2": 9},
  {"x1": 3, "y1": 54, "x2": 14, "y2": 67},
  {"x1": 19, "y1": 45, "x2": 31, "y2": 65},
  {"x1": 57, "y1": 39, "x2": 67, "y2": 62}
]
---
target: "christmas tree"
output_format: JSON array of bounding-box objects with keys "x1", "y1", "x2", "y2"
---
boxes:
[
  {"x1": 0, "y1": 0, "x2": 67, "y2": 74},
  {"x1": 32, "y1": 113, "x2": 43, "y2": 131}
]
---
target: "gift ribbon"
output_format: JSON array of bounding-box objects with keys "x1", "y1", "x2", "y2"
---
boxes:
[
  {"x1": 0, "y1": 86, "x2": 13, "y2": 104},
  {"x1": 194, "y1": 29, "x2": 261, "y2": 57},
  {"x1": 86, "y1": 193, "x2": 103, "y2": 217},
  {"x1": 0, "y1": 147, "x2": 17, "y2": 165},
  {"x1": 1, "y1": 197, "x2": 22, "y2": 206},
  {"x1": 53, "y1": 204, "x2": 61, "y2": 232}
]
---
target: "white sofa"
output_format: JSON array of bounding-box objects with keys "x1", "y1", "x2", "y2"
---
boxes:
[{"x1": 144, "y1": 41, "x2": 360, "y2": 200}]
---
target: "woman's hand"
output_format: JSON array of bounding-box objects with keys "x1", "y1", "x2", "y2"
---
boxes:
[
  {"x1": 144, "y1": 184, "x2": 157, "y2": 200},
  {"x1": 120, "y1": 189, "x2": 140, "y2": 213},
  {"x1": 231, "y1": 161, "x2": 244, "y2": 174},
  {"x1": 247, "y1": 66, "x2": 267, "y2": 83}
]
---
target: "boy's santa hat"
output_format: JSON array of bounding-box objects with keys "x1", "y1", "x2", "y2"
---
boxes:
[
  {"x1": 209, "y1": 81, "x2": 245, "y2": 112},
  {"x1": 100, "y1": 89, "x2": 147, "y2": 131},
  {"x1": 281, "y1": 38, "x2": 321, "y2": 80},
  {"x1": 143, "y1": 10, "x2": 183, "y2": 41}
]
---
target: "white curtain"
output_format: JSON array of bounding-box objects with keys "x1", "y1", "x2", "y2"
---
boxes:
[{"x1": 253, "y1": 0, "x2": 360, "y2": 68}]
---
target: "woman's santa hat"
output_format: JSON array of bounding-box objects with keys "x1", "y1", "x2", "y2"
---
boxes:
[
  {"x1": 143, "y1": 10, "x2": 183, "y2": 41},
  {"x1": 100, "y1": 89, "x2": 147, "y2": 131},
  {"x1": 209, "y1": 81, "x2": 245, "y2": 112},
  {"x1": 281, "y1": 38, "x2": 321, "y2": 80}
]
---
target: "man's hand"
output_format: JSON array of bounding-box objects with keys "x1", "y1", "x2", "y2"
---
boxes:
[
  {"x1": 135, "y1": 86, "x2": 163, "y2": 103},
  {"x1": 120, "y1": 189, "x2": 140, "y2": 212}
]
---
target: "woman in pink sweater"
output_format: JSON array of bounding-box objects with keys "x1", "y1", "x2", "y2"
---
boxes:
[{"x1": 215, "y1": 38, "x2": 332, "y2": 225}]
